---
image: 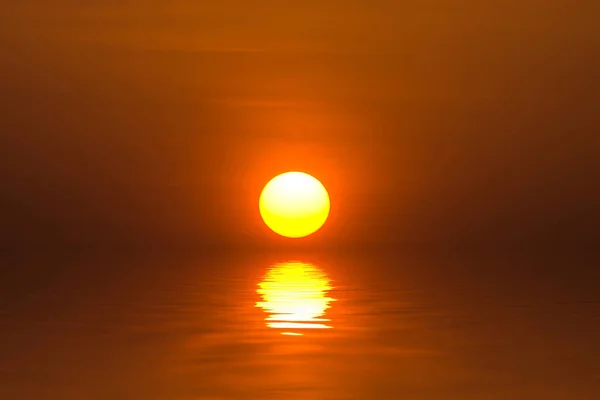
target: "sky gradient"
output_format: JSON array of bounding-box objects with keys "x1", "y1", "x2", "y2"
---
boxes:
[{"x1": 2, "y1": 1, "x2": 599, "y2": 251}]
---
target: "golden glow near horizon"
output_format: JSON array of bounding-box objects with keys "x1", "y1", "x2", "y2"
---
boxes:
[
  {"x1": 256, "y1": 261, "x2": 335, "y2": 335},
  {"x1": 259, "y1": 172, "x2": 330, "y2": 238}
]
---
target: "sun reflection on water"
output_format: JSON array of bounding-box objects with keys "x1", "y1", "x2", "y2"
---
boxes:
[{"x1": 256, "y1": 261, "x2": 335, "y2": 335}]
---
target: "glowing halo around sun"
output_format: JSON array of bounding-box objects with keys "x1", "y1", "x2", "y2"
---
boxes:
[{"x1": 259, "y1": 172, "x2": 330, "y2": 238}]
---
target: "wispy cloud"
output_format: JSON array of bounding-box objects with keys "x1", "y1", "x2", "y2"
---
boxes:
[{"x1": 205, "y1": 97, "x2": 318, "y2": 109}]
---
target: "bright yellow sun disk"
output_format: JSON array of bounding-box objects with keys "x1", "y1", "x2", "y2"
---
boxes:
[{"x1": 259, "y1": 172, "x2": 330, "y2": 238}]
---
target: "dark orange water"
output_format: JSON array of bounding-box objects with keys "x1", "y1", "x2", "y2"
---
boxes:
[{"x1": 1, "y1": 253, "x2": 599, "y2": 399}]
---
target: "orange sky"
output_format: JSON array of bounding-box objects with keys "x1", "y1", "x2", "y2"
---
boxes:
[{"x1": 1, "y1": 1, "x2": 599, "y2": 250}]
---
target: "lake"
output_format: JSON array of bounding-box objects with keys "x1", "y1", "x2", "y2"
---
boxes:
[{"x1": 1, "y1": 251, "x2": 598, "y2": 399}]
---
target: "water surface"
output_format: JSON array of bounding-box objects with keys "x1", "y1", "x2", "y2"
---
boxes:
[{"x1": 1, "y1": 253, "x2": 598, "y2": 399}]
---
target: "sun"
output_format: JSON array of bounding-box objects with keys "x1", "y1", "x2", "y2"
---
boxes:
[{"x1": 259, "y1": 172, "x2": 330, "y2": 238}]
